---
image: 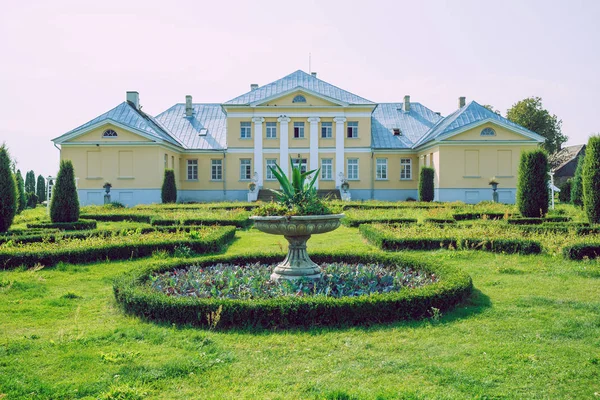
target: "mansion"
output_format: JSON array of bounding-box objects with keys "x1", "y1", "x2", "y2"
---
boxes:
[{"x1": 52, "y1": 70, "x2": 544, "y2": 206}]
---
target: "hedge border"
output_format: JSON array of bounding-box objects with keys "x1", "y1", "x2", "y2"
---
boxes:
[
  {"x1": 360, "y1": 224, "x2": 542, "y2": 255},
  {"x1": 0, "y1": 226, "x2": 236, "y2": 270},
  {"x1": 113, "y1": 251, "x2": 473, "y2": 329},
  {"x1": 26, "y1": 219, "x2": 97, "y2": 231}
]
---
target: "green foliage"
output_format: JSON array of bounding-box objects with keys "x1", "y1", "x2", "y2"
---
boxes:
[
  {"x1": 113, "y1": 252, "x2": 473, "y2": 329},
  {"x1": 26, "y1": 219, "x2": 97, "y2": 231},
  {"x1": 506, "y1": 96, "x2": 567, "y2": 153},
  {"x1": 24, "y1": 170, "x2": 36, "y2": 194},
  {"x1": 50, "y1": 160, "x2": 80, "y2": 223},
  {"x1": 161, "y1": 169, "x2": 177, "y2": 204},
  {"x1": 418, "y1": 167, "x2": 434, "y2": 202},
  {"x1": 571, "y1": 156, "x2": 584, "y2": 206},
  {"x1": 0, "y1": 145, "x2": 17, "y2": 233},
  {"x1": 15, "y1": 169, "x2": 26, "y2": 214},
  {"x1": 25, "y1": 192, "x2": 38, "y2": 208},
  {"x1": 558, "y1": 179, "x2": 572, "y2": 203},
  {"x1": 36, "y1": 174, "x2": 46, "y2": 203},
  {"x1": 516, "y1": 149, "x2": 549, "y2": 217},
  {"x1": 582, "y1": 135, "x2": 600, "y2": 224}
]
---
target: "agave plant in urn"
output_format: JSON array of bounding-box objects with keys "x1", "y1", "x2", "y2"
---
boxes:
[{"x1": 251, "y1": 160, "x2": 344, "y2": 281}]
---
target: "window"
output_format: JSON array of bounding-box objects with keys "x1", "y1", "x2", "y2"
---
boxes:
[
  {"x1": 266, "y1": 122, "x2": 277, "y2": 138},
  {"x1": 321, "y1": 122, "x2": 333, "y2": 138},
  {"x1": 211, "y1": 159, "x2": 222, "y2": 181},
  {"x1": 293, "y1": 122, "x2": 305, "y2": 138},
  {"x1": 400, "y1": 158, "x2": 412, "y2": 180},
  {"x1": 102, "y1": 129, "x2": 117, "y2": 138},
  {"x1": 376, "y1": 158, "x2": 388, "y2": 180},
  {"x1": 240, "y1": 122, "x2": 252, "y2": 139},
  {"x1": 292, "y1": 158, "x2": 307, "y2": 173},
  {"x1": 292, "y1": 95, "x2": 306, "y2": 103},
  {"x1": 266, "y1": 159, "x2": 277, "y2": 180},
  {"x1": 240, "y1": 159, "x2": 252, "y2": 180},
  {"x1": 321, "y1": 159, "x2": 333, "y2": 180},
  {"x1": 347, "y1": 159, "x2": 359, "y2": 180},
  {"x1": 187, "y1": 159, "x2": 198, "y2": 180},
  {"x1": 347, "y1": 121, "x2": 358, "y2": 138},
  {"x1": 164, "y1": 154, "x2": 168, "y2": 169},
  {"x1": 481, "y1": 127, "x2": 496, "y2": 136}
]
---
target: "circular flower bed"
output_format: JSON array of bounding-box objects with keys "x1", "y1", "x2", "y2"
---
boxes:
[{"x1": 114, "y1": 252, "x2": 472, "y2": 329}]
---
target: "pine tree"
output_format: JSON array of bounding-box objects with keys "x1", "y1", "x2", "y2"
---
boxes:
[
  {"x1": 25, "y1": 170, "x2": 36, "y2": 194},
  {"x1": 418, "y1": 167, "x2": 435, "y2": 202},
  {"x1": 0, "y1": 145, "x2": 17, "y2": 232},
  {"x1": 570, "y1": 156, "x2": 584, "y2": 207},
  {"x1": 50, "y1": 160, "x2": 80, "y2": 223},
  {"x1": 161, "y1": 169, "x2": 177, "y2": 203},
  {"x1": 582, "y1": 135, "x2": 600, "y2": 224},
  {"x1": 36, "y1": 175, "x2": 46, "y2": 203},
  {"x1": 516, "y1": 149, "x2": 549, "y2": 217},
  {"x1": 15, "y1": 170, "x2": 26, "y2": 214}
]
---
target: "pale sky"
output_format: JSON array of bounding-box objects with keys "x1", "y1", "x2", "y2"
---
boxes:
[{"x1": 1, "y1": 0, "x2": 598, "y2": 178}]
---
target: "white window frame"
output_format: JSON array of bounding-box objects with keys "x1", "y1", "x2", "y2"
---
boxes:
[
  {"x1": 187, "y1": 159, "x2": 198, "y2": 180},
  {"x1": 240, "y1": 122, "x2": 252, "y2": 139},
  {"x1": 376, "y1": 158, "x2": 388, "y2": 180},
  {"x1": 265, "y1": 122, "x2": 277, "y2": 139},
  {"x1": 211, "y1": 159, "x2": 222, "y2": 181},
  {"x1": 347, "y1": 158, "x2": 359, "y2": 180},
  {"x1": 347, "y1": 121, "x2": 358, "y2": 138},
  {"x1": 293, "y1": 122, "x2": 305, "y2": 138},
  {"x1": 321, "y1": 122, "x2": 333, "y2": 138},
  {"x1": 266, "y1": 159, "x2": 277, "y2": 180},
  {"x1": 321, "y1": 159, "x2": 333, "y2": 180},
  {"x1": 240, "y1": 159, "x2": 252, "y2": 180},
  {"x1": 400, "y1": 158, "x2": 412, "y2": 180}
]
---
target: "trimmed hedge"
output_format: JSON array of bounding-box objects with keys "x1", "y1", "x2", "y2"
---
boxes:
[
  {"x1": 341, "y1": 217, "x2": 418, "y2": 228},
  {"x1": 563, "y1": 243, "x2": 600, "y2": 260},
  {"x1": 360, "y1": 224, "x2": 542, "y2": 255},
  {"x1": 80, "y1": 214, "x2": 152, "y2": 223},
  {"x1": 26, "y1": 219, "x2": 97, "y2": 231},
  {"x1": 113, "y1": 252, "x2": 473, "y2": 329},
  {"x1": 0, "y1": 226, "x2": 236, "y2": 270},
  {"x1": 453, "y1": 212, "x2": 508, "y2": 221},
  {"x1": 151, "y1": 217, "x2": 252, "y2": 229}
]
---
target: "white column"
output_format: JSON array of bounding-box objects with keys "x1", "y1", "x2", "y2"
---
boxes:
[
  {"x1": 278, "y1": 116, "x2": 291, "y2": 176},
  {"x1": 252, "y1": 117, "x2": 265, "y2": 187},
  {"x1": 334, "y1": 117, "x2": 346, "y2": 188},
  {"x1": 308, "y1": 117, "x2": 320, "y2": 188}
]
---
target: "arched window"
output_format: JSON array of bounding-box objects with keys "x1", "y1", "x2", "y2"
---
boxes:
[
  {"x1": 292, "y1": 95, "x2": 307, "y2": 103},
  {"x1": 103, "y1": 129, "x2": 118, "y2": 138},
  {"x1": 481, "y1": 127, "x2": 496, "y2": 136}
]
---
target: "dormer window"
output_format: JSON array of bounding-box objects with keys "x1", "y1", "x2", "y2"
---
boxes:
[
  {"x1": 393, "y1": 128, "x2": 401, "y2": 136},
  {"x1": 481, "y1": 127, "x2": 496, "y2": 136},
  {"x1": 103, "y1": 129, "x2": 117, "y2": 138},
  {"x1": 292, "y1": 95, "x2": 307, "y2": 103}
]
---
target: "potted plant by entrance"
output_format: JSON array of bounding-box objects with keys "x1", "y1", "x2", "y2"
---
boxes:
[{"x1": 251, "y1": 161, "x2": 344, "y2": 281}]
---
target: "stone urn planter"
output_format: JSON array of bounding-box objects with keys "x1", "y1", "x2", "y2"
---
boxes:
[{"x1": 250, "y1": 214, "x2": 345, "y2": 281}]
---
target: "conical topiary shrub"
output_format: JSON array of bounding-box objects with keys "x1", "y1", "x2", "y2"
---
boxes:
[
  {"x1": 419, "y1": 167, "x2": 435, "y2": 202},
  {"x1": 50, "y1": 160, "x2": 80, "y2": 223},
  {"x1": 0, "y1": 145, "x2": 17, "y2": 233},
  {"x1": 161, "y1": 169, "x2": 177, "y2": 204},
  {"x1": 582, "y1": 135, "x2": 600, "y2": 224},
  {"x1": 516, "y1": 149, "x2": 549, "y2": 217}
]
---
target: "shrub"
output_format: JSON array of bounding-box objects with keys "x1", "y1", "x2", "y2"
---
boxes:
[
  {"x1": 15, "y1": 170, "x2": 26, "y2": 214},
  {"x1": 50, "y1": 160, "x2": 80, "y2": 223},
  {"x1": 419, "y1": 167, "x2": 435, "y2": 202},
  {"x1": 161, "y1": 169, "x2": 177, "y2": 204},
  {"x1": 516, "y1": 150, "x2": 549, "y2": 217},
  {"x1": 113, "y1": 252, "x2": 473, "y2": 329},
  {"x1": 25, "y1": 192, "x2": 38, "y2": 208},
  {"x1": 571, "y1": 156, "x2": 584, "y2": 207},
  {"x1": 0, "y1": 145, "x2": 17, "y2": 233},
  {"x1": 582, "y1": 135, "x2": 600, "y2": 224},
  {"x1": 558, "y1": 179, "x2": 571, "y2": 203},
  {"x1": 36, "y1": 174, "x2": 46, "y2": 203}
]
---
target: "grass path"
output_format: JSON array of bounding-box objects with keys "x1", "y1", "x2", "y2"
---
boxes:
[{"x1": 1, "y1": 225, "x2": 600, "y2": 399}]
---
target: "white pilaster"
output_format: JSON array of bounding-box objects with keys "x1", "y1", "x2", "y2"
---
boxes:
[
  {"x1": 252, "y1": 117, "x2": 265, "y2": 187},
  {"x1": 278, "y1": 116, "x2": 291, "y2": 176},
  {"x1": 334, "y1": 117, "x2": 346, "y2": 188},
  {"x1": 308, "y1": 117, "x2": 321, "y2": 188}
]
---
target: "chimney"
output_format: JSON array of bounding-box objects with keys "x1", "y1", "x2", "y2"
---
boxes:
[
  {"x1": 311, "y1": 72, "x2": 317, "y2": 77},
  {"x1": 250, "y1": 84, "x2": 259, "y2": 91},
  {"x1": 459, "y1": 96, "x2": 466, "y2": 108},
  {"x1": 404, "y1": 95, "x2": 411, "y2": 112},
  {"x1": 185, "y1": 95, "x2": 193, "y2": 117},
  {"x1": 126, "y1": 91, "x2": 139, "y2": 110}
]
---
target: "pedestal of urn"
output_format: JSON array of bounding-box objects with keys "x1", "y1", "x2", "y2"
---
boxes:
[{"x1": 250, "y1": 214, "x2": 345, "y2": 281}]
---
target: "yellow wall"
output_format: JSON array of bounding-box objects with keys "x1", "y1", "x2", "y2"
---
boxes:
[
  {"x1": 447, "y1": 122, "x2": 535, "y2": 142},
  {"x1": 66, "y1": 123, "x2": 153, "y2": 143}
]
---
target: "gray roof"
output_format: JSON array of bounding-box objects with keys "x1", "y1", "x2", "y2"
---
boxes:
[
  {"x1": 371, "y1": 103, "x2": 442, "y2": 149},
  {"x1": 155, "y1": 104, "x2": 227, "y2": 150},
  {"x1": 413, "y1": 101, "x2": 545, "y2": 147},
  {"x1": 54, "y1": 101, "x2": 181, "y2": 146},
  {"x1": 224, "y1": 70, "x2": 375, "y2": 106}
]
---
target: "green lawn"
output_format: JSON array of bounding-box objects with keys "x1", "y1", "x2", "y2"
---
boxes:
[{"x1": 1, "y1": 213, "x2": 600, "y2": 399}]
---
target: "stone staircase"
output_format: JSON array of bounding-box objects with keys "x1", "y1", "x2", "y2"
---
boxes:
[{"x1": 256, "y1": 189, "x2": 341, "y2": 202}]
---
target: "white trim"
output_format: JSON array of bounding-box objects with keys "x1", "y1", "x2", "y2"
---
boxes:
[{"x1": 248, "y1": 87, "x2": 350, "y2": 107}]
